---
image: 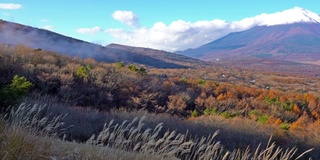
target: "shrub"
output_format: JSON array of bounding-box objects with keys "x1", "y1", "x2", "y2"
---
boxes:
[
  {"x1": 203, "y1": 107, "x2": 217, "y2": 116},
  {"x1": 191, "y1": 109, "x2": 199, "y2": 117},
  {"x1": 115, "y1": 62, "x2": 124, "y2": 68},
  {"x1": 280, "y1": 123, "x2": 290, "y2": 130},
  {"x1": 264, "y1": 96, "x2": 280, "y2": 105},
  {"x1": 128, "y1": 64, "x2": 138, "y2": 72},
  {"x1": 257, "y1": 114, "x2": 269, "y2": 124},
  {"x1": 138, "y1": 67, "x2": 147, "y2": 74},
  {"x1": 76, "y1": 65, "x2": 91, "y2": 79},
  {"x1": 128, "y1": 64, "x2": 147, "y2": 74},
  {"x1": 282, "y1": 101, "x2": 294, "y2": 111},
  {"x1": 220, "y1": 111, "x2": 239, "y2": 119},
  {"x1": 198, "y1": 79, "x2": 206, "y2": 85},
  {"x1": 0, "y1": 75, "x2": 33, "y2": 108},
  {"x1": 249, "y1": 110, "x2": 259, "y2": 116},
  {"x1": 179, "y1": 77, "x2": 187, "y2": 83}
]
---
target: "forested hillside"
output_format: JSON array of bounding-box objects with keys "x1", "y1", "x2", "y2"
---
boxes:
[{"x1": 0, "y1": 44, "x2": 319, "y2": 159}]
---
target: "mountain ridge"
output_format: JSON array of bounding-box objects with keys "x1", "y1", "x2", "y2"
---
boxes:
[
  {"x1": 0, "y1": 19, "x2": 206, "y2": 69},
  {"x1": 179, "y1": 22, "x2": 320, "y2": 64}
]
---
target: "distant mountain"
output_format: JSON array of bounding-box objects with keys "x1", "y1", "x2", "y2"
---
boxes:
[
  {"x1": 180, "y1": 23, "x2": 320, "y2": 62},
  {"x1": 0, "y1": 19, "x2": 206, "y2": 68},
  {"x1": 178, "y1": 7, "x2": 320, "y2": 64}
]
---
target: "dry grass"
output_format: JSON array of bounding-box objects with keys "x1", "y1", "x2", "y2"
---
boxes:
[
  {"x1": 49, "y1": 139, "x2": 176, "y2": 160},
  {"x1": 86, "y1": 115, "x2": 313, "y2": 160},
  {"x1": 86, "y1": 116, "x2": 225, "y2": 159},
  {"x1": 1, "y1": 103, "x2": 170, "y2": 160},
  {"x1": 0, "y1": 123, "x2": 171, "y2": 160},
  {"x1": 0, "y1": 102, "x2": 314, "y2": 160},
  {"x1": 0, "y1": 124, "x2": 53, "y2": 160}
]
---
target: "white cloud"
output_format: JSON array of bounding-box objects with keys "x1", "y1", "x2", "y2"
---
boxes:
[
  {"x1": 43, "y1": 25, "x2": 54, "y2": 31},
  {"x1": 76, "y1": 27, "x2": 103, "y2": 34},
  {"x1": 255, "y1": 7, "x2": 320, "y2": 26},
  {"x1": 106, "y1": 19, "x2": 240, "y2": 51},
  {"x1": 105, "y1": 7, "x2": 320, "y2": 52},
  {"x1": 112, "y1": 10, "x2": 139, "y2": 27},
  {"x1": 0, "y1": 3, "x2": 22, "y2": 10}
]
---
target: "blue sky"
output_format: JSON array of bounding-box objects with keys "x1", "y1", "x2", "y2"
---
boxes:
[{"x1": 1, "y1": 0, "x2": 320, "y2": 51}]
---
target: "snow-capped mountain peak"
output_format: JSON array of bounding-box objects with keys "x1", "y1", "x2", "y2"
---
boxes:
[{"x1": 257, "y1": 7, "x2": 320, "y2": 26}]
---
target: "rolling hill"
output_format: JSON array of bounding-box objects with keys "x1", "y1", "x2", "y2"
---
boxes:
[{"x1": 0, "y1": 19, "x2": 206, "y2": 68}]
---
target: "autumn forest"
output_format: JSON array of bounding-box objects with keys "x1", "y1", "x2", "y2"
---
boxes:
[{"x1": 0, "y1": 44, "x2": 320, "y2": 159}]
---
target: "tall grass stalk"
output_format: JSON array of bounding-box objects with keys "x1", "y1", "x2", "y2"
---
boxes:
[
  {"x1": 0, "y1": 103, "x2": 314, "y2": 159},
  {"x1": 4, "y1": 103, "x2": 66, "y2": 136},
  {"x1": 87, "y1": 116, "x2": 313, "y2": 160}
]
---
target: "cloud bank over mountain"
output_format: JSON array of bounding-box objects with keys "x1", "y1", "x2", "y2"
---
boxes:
[{"x1": 77, "y1": 7, "x2": 320, "y2": 52}]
